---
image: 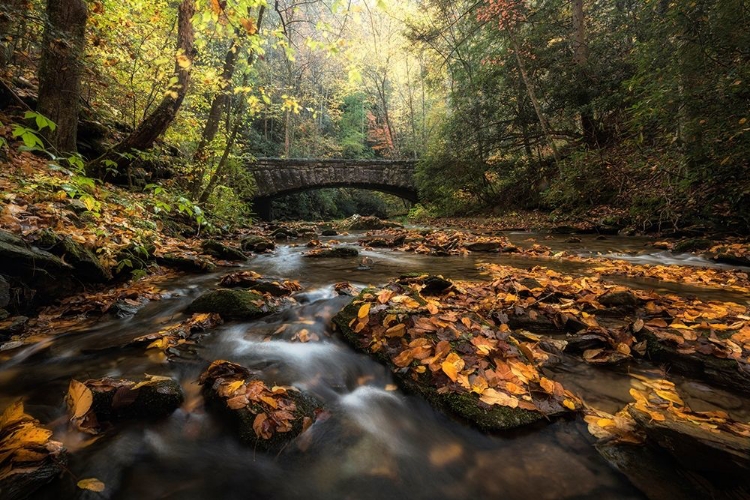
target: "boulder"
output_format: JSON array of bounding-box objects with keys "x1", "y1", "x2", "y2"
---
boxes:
[
  {"x1": 673, "y1": 238, "x2": 712, "y2": 254},
  {"x1": 303, "y1": 246, "x2": 359, "y2": 258},
  {"x1": 0, "y1": 316, "x2": 28, "y2": 339},
  {"x1": 359, "y1": 233, "x2": 406, "y2": 248},
  {"x1": 241, "y1": 235, "x2": 275, "y2": 253},
  {"x1": 465, "y1": 241, "x2": 503, "y2": 252},
  {"x1": 186, "y1": 289, "x2": 274, "y2": 319},
  {"x1": 200, "y1": 240, "x2": 247, "y2": 261},
  {"x1": 218, "y1": 272, "x2": 300, "y2": 297},
  {"x1": 598, "y1": 289, "x2": 638, "y2": 309},
  {"x1": 34, "y1": 229, "x2": 112, "y2": 282},
  {"x1": 157, "y1": 253, "x2": 216, "y2": 273},
  {"x1": 321, "y1": 228, "x2": 338, "y2": 236},
  {"x1": 199, "y1": 360, "x2": 321, "y2": 450},
  {"x1": 67, "y1": 376, "x2": 184, "y2": 434},
  {"x1": 342, "y1": 215, "x2": 402, "y2": 231}
]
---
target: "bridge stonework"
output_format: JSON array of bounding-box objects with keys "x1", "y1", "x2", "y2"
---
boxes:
[{"x1": 248, "y1": 158, "x2": 418, "y2": 220}]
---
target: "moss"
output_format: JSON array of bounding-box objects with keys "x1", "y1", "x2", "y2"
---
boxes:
[
  {"x1": 159, "y1": 253, "x2": 216, "y2": 273},
  {"x1": 186, "y1": 289, "x2": 273, "y2": 319},
  {"x1": 332, "y1": 296, "x2": 544, "y2": 431},
  {"x1": 673, "y1": 238, "x2": 712, "y2": 254}
]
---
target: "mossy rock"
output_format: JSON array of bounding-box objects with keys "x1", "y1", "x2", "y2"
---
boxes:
[
  {"x1": 200, "y1": 240, "x2": 247, "y2": 261},
  {"x1": 186, "y1": 289, "x2": 274, "y2": 319},
  {"x1": 673, "y1": 238, "x2": 712, "y2": 254},
  {"x1": 86, "y1": 377, "x2": 184, "y2": 421},
  {"x1": 241, "y1": 235, "x2": 275, "y2": 253},
  {"x1": 158, "y1": 253, "x2": 216, "y2": 273},
  {"x1": 304, "y1": 246, "x2": 359, "y2": 258},
  {"x1": 200, "y1": 360, "x2": 321, "y2": 451},
  {"x1": 36, "y1": 229, "x2": 112, "y2": 282},
  {"x1": 332, "y1": 295, "x2": 544, "y2": 431}
]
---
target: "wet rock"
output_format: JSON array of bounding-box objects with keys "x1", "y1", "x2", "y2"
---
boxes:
[
  {"x1": 519, "y1": 277, "x2": 543, "y2": 290},
  {"x1": 598, "y1": 289, "x2": 638, "y2": 309},
  {"x1": 500, "y1": 245, "x2": 521, "y2": 253},
  {"x1": 550, "y1": 225, "x2": 577, "y2": 234},
  {"x1": 359, "y1": 233, "x2": 406, "y2": 248},
  {"x1": 334, "y1": 282, "x2": 359, "y2": 296},
  {"x1": 332, "y1": 288, "x2": 577, "y2": 431},
  {"x1": 0, "y1": 309, "x2": 7, "y2": 321},
  {"x1": 108, "y1": 300, "x2": 143, "y2": 318},
  {"x1": 566, "y1": 237, "x2": 582, "y2": 244},
  {"x1": 241, "y1": 235, "x2": 275, "y2": 253},
  {"x1": 629, "y1": 406, "x2": 750, "y2": 476},
  {"x1": 321, "y1": 228, "x2": 338, "y2": 236},
  {"x1": 465, "y1": 241, "x2": 504, "y2": 252},
  {"x1": 636, "y1": 328, "x2": 750, "y2": 395},
  {"x1": 186, "y1": 289, "x2": 274, "y2": 319},
  {"x1": 200, "y1": 240, "x2": 247, "y2": 261},
  {"x1": 272, "y1": 227, "x2": 298, "y2": 240},
  {"x1": 34, "y1": 229, "x2": 112, "y2": 282},
  {"x1": 713, "y1": 253, "x2": 750, "y2": 267},
  {"x1": 0, "y1": 316, "x2": 28, "y2": 338},
  {"x1": 70, "y1": 376, "x2": 184, "y2": 431},
  {"x1": 398, "y1": 274, "x2": 453, "y2": 296},
  {"x1": 303, "y1": 246, "x2": 360, "y2": 258},
  {"x1": 342, "y1": 215, "x2": 402, "y2": 231},
  {"x1": 199, "y1": 360, "x2": 321, "y2": 450},
  {"x1": 158, "y1": 253, "x2": 216, "y2": 273},
  {"x1": 596, "y1": 443, "x2": 712, "y2": 500},
  {"x1": 0, "y1": 401, "x2": 67, "y2": 500},
  {"x1": 672, "y1": 238, "x2": 712, "y2": 254},
  {"x1": 506, "y1": 309, "x2": 562, "y2": 335},
  {"x1": 218, "y1": 271, "x2": 300, "y2": 297}
]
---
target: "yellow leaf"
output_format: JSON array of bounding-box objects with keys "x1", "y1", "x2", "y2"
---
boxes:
[
  {"x1": 426, "y1": 302, "x2": 439, "y2": 315},
  {"x1": 441, "y1": 353, "x2": 464, "y2": 382},
  {"x1": 67, "y1": 380, "x2": 93, "y2": 419},
  {"x1": 562, "y1": 399, "x2": 577, "y2": 410},
  {"x1": 176, "y1": 53, "x2": 191, "y2": 69},
  {"x1": 479, "y1": 388, "x2": 518, "y2": 408},
  {"x1": 358, "y1": 303, "x2": 371, "y2": 319},
  {"x1": 225, "y1": 380, "x2": 245, "y2": 395},
  {"x1": 0, "y1": 400, "x2": 28, "y2": 430},
  {"x1": 385, "y1": 324, "x2": 406, "y2": 338},
  {"x1": 77, "y1": 478, "x2": 105, "y2": 492}
]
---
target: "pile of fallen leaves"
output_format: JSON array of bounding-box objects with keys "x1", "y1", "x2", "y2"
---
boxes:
[
  {"x1": 567, "y1": 256, "x2": 750, "y2": 294},
  {"x1": 358, "y1": 228, "x2": 554, "y2": 257},
  {"x1": 199, "y1": 360, "x2": 314, "y2": 444},
  {"x1": 335, "y1": 280, "x2": 581, "y2": 426},
  {"x1": 0, "y1": 400, "x2": 65, "y2": 482},
  {"x1": 129, "y1": 313, "x2": 222, "y2": 356},
  {"x1": 586, "y1": 375, "x2": 750, "y2": 444},
  {"x1": 481, "y1": 263, "x2": 750, "y2": 369}
]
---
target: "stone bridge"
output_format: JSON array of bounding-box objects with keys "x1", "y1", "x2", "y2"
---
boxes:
[{"x1": 248, "y1": 158, "x2": 418, "y2": 220}]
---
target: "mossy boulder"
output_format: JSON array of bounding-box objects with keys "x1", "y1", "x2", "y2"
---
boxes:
[
  {"x1": 341, "y1": 215, "x2": 402, "y2": 231},
  {"x1": 0, "y1": 275, "x2": 9, "y2": 309},
  {"x1": 158, "y1": 253, "x2": 216, "y2": 273},
  {"x1": 219, "y1": 271, "x2": 300, "y2": 297},
  {"x1": 199, "y1": 360, "x2": 321, "y2": 450},
  {"x1": 35, "y1": 229, "x2": 112, "y2": 282},
  {"x1": 201, "y1": 240, "x2": 247, "y2": 261},
  {"x1": 186, "y1": 289, "x2": 274, "y2": 319},
  {"x1": 673, "y1": 238, "x2": 712, "y2": 254},
  {"x1": 241, "y1": 235, "x2": 275, "y2": 253},
  {"x1": 304, "y1": 246, "x2": 359, "y2": 258},
  {"x1": 332, "y1": 290, "x2": 567, "y2": 431}
]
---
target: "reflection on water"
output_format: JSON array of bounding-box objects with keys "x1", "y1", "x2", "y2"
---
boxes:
[{"x1": 1, "y1": 232, "x2": 748, "y2": 499}]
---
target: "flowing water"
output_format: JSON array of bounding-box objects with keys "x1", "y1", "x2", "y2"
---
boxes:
[{"x1": 2, "y1": 231, "x2": 749, "y2": 499}]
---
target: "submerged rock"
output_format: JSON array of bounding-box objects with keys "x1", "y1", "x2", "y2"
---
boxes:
[
  {"x1": 199, "y1": 360, "x2": 320, "y2": 450},
  {"x1": 200, "y1": 240, "x2": 247, "y2": 261},
  {"x1": 186, "y1": 289, "x2": 275, "y2": 319}
]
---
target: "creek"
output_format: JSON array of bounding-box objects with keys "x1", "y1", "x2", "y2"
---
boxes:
[{"x1": 1, "y1": 230, "x2": 748, "y2": 499}]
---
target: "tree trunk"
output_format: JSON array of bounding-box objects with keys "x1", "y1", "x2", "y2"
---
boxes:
[
  {"x1": 88, "y1": 0, "x2": 195, "y2": 178},
  {"x1": 510, "y1": 33, "x2": 561, "y2": 171},
  {"x1": 36, "y1": 0, "x2": 87, "y2": 154},
  {"x1": 0, "y1": 0, "x2": 24, "y2": 70},
  {"x1": 571, "y1": 0, "x2": 597, "y2": 146}
]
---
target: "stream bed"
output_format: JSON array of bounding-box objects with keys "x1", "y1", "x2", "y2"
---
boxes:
[{"x1": 1, "y1": 231, "x2": 749, "y2": 499}]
